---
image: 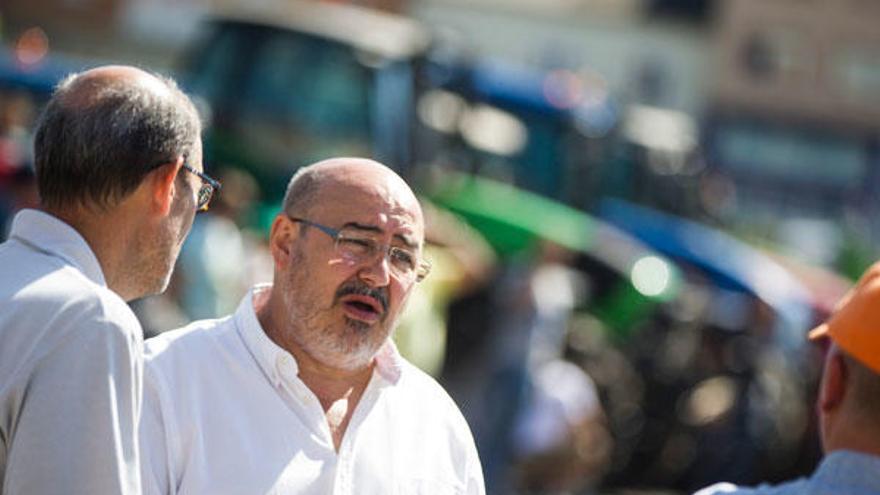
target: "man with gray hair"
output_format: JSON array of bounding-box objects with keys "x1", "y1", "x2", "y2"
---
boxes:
[
  {"x1": 139, "y1": 158, "x2": 484, "y2": 494},
  {"x1": 0, "y1": 66, "x2": 214, "y2": 494}
]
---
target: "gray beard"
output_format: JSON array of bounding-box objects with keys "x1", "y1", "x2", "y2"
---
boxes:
[
  {"x1": 280, "y1": 244, "x2": 393, "y2": 371},
  {"x1": 282, "y1": 286, "x2": 389, "y2": 371},
  {"x1": 293, "y1": 320, "x2": 387, "y2": 371}
]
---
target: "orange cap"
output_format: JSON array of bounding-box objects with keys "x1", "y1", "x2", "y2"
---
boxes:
[{"x1": 809, "y1": 261, "x2": 880, "y2": 374}]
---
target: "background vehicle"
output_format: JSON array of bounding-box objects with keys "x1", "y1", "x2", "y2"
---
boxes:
[
  {"x1": 4, "y1": 0, "x2": 867, "y2": 492},
  {"x1": 180, "y1": 1, "x2": 430, "y2": 202}
]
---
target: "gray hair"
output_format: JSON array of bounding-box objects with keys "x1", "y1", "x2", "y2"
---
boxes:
[{"x1": 34, "y1": 69, "x2": 201, "y2": 209}]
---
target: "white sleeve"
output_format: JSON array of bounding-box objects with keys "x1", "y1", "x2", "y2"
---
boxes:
[
  {"x1": 465, "y1": 442, "x2": 486, "y2": 495},
  {"x1": 3, "y1": 318, "x2": 143, "y2": 495},
  {"x1": 139, "y1": 362, "x2": 176, "y2": 495}
]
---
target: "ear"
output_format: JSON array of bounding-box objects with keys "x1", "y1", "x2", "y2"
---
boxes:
[
  {"x1": 819, "y1": 349, "x2": 848, "y2": 414},
  {"x1": 268, "y1": 215, "x2": 298, "y2": 270},
  {"x1": 150, "y1": 156, "x2": 184, "y2": 216}
]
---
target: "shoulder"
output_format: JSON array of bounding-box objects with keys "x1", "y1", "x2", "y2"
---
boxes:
[
  {"x1": 5, "y1": 241, "x2": 135, "y2": 316},
  {"x1": 62, "y1": 274, "x2": 142, "y2": 345},
  {"x1": 0, "y1": 253, "x2": 142, "y2": 390},
  {"x1": 391, "y1": 360, "x2": 483, "y2": 487},
  {"x1": 145, "y1": 316, "x2": 235, "y2": 359},
  {"x1": 395, "y1": 360, "x2": 474, "y2": 433},
  {"x1": 398, "y1": 360, "x2": 459, "y2": 407},
  {"x1": 144, "y1": 315, "x2": 237, "y2": 376},
  {"x1": 7, "y1": 256, "x2": 142, "y2": 344}
]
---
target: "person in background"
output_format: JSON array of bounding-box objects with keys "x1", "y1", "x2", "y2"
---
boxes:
[
  {"x1": 695, "y1": 260, "x2": 880, "y2": 495},
  {"x1": 139, "y1": 158, "x2": 485, "y2": 494},
  {"x1": 0, "y1": 66, "x2": 210, "y2": 494},
  {"x1": 0, "y1": 89, "x2": 39, "y2": 237},
  {"x1": 512, "y1": 358, "x2": 612, "y2": 494}
]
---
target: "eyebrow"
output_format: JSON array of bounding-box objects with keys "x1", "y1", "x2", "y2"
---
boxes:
[{"x1": 343, "y1": 222, "x2": 419, "y2": 249}]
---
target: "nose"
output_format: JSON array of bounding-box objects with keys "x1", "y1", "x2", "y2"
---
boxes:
[{"x1": 357, "y1": 249, "x2": 392, "y2": 287}]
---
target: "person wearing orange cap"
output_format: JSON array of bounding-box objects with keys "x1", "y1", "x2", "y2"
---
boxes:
[{"x1": 694, "y1": 261, "x2": 880, "y2": 495}]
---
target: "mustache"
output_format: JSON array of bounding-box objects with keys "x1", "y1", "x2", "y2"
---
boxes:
[{"x1": 334, "y1": 281, "x2": 389, "y2": 313}]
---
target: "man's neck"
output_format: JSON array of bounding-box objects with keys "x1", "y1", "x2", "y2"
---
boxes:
[
  {"x1": 46, "y1": 205, "x2": 141, "y2": 301},
  {"x1": 296, "y1": 351, "x2": 373, "y2": 452},
  {"x1": 287, "y1": 341, "x2": 373, "y2": 406},
  {"x1": 823, "y1": 412, "x2": 880, "y2": 458},
  {"x1": 257, "y1": 292, "x2": 374, "y2": 451},
  {"x1": 825, "y1": 433, "x2": 880, "y2": 459}
]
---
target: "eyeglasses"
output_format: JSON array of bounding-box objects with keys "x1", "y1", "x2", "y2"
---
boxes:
[
  {"x1": 289, "y1": 216, "x2": 431, "y2": 282},
  {"x1": 181, "y1": 163, "x2": 221, "y2": 212}
]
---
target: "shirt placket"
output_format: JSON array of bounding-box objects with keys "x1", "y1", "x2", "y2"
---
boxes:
[
  {"x1": 331, "y1": 445, "x2": 353, "y2": 495},
  {"x1": 275, "y1": 353, "x2": 336, "y2": 448},
  {"x1": 332, "y1": 373, "x2": 385, "y2": 495}
]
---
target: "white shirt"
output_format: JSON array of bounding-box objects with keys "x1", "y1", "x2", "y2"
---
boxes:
[
  {"x1": 140, "y1": 285, "x2": 485, "y2": 495},
  {"x1": 0, "y1": 209, "x2": 143, "y2": 494}
]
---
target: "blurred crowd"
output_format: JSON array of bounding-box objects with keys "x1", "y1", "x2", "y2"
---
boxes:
[
  {"x1": 0, "y1": 87, "x2": 38, "y2": 233},
  {"x1": 0, "y1": 53, "x2": 848, "y2": 495}
]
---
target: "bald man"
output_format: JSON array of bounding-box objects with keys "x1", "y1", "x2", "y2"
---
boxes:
[
  {"x1": 139, "y1": 158, "x2": 485, "y2": 494},
  {"x1": 0, "y1": 66, "x2": 211, "y2": 494}
]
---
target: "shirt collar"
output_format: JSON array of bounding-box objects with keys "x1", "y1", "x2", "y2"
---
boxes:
[
  {"x1": 235, "y1": 284, "x2": 287, "y2": 388},
  {"x1": 9, "y1": 209, "x2": 106, "y2": 287},
  {"x1": 374, "y1": 338, "x2": 403, "y2": 385},
  {"x1": 814, "y1": 450, "x2": 880, "y2": 491},
  {"x1": 235, "y1": 284, "x2": 404, "y2": 388}
]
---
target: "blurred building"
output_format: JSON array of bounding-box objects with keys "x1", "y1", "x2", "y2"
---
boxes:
[
  {"x1": 410, "y1": 0, "x2": 711, "y2": 115},
  {"x1": 2, "y1": 0, "x2": 121, "y2": 38},
  {"x1": 713, "y1": 0, "x2": 880, "y2": 135},
  {"x1": 705, "y1": 0, "x2": 880, "y2": 269},
  {"x1": 1, "y1": 0, "x2": 192, "y2": 68}
]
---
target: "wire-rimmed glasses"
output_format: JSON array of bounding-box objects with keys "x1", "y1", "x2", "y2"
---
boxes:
[{"x1": 289, "y1": 216, "x2": 431, "y2": 282}]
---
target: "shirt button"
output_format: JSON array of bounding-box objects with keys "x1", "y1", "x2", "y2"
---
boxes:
[{"x1": 276, "y1": 355, "x2": 292, "y2": 375}]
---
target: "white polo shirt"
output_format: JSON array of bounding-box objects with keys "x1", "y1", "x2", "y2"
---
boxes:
[
  {"x1": 0, "y1": 209, "x2": 143, "y2": 495},
  {"x1": 140, "y1": 285, "x2": 485, "y2": 495}
]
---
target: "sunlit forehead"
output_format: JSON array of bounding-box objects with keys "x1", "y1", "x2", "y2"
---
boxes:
[{"x1": 306, "y1": 158, "x2": 425, "y2": 249}]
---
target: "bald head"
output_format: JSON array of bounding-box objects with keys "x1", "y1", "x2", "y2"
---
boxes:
[
  {"x1": 57, "y1": 65, "x2": 178, "y2": 109},
  {"x1": 34, "y1": 64, "x2": 201, "y2": 210},
  {"x1": 283, "y1": 158, "x2": 422, "y2": 227}
]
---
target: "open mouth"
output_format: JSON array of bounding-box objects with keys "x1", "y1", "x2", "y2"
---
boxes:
[{"x1": 340, "y1": 295, "x2": 384, "y2": 323}]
